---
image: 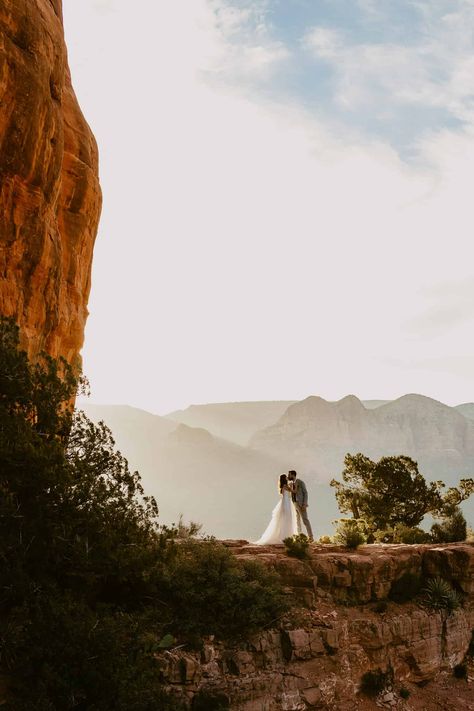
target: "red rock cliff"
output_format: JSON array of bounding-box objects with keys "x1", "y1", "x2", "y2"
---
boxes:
[{"x1": 0, "y1": 0, "x2": 101, "y2": 365}]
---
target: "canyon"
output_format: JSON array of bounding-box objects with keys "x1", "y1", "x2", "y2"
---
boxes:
[
  {"x1": 0, "y1": 0, "x2": 101, "y2": 365},
  {"x1": 158, "y1": 541, "x2": 474, "y2": 710}
]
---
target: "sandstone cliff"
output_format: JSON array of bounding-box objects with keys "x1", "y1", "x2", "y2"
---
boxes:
[
  {"x1": 0, "y1": 0, "x2": 101, "y2": 365},
  {"x1": 158, "y1": 542, "x2": 474, "y2": 710}
]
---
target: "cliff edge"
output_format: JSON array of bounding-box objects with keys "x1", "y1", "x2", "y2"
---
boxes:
[{"x1": 159, "y1": 542, "x2": 474, "y2": 710}]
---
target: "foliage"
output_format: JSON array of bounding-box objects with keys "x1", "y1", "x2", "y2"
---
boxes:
[
  {"x1": 422, "y1": 577, "x2": 461, "y2": 611},
  {"x1": 331, "y1": 453, "x2": 474, "y2": 531},
  {"x1": 399, "y1": 687, "x2": 411, "y2": 699},
  {"x1": 373, "y1": 601, "x2": 388, "y2": 614},
  {"x1": 0, "y1": 317, "x2": 286, "y2": 709},
  {"x1": 431, "y1": 508, "x2": 467, "y2": 543},
  {"x1": 317, "y1": 535, "x2": 333, "y2": 544},
  {"x1": 283, "y1": 533, "x2": 310, "y2": 559},
  {"x1": 3, "y1": 595, "x2": 181, "y2": 711},
  {"x1": 156, "y1": 538, "x2": 288, "y2": 641},
  {"x1": 176, "y1": 514, "x2": 203, "y2": 539},
  {"x1": 374, "y1": 523, "x2": 431, "y2": 544},
  {"x1": 333, "y1": 518, "x2": 366, "y2": 548},
  {"x1": 359, "y1": 669, "x2": 391, "y2": 696},
  {"x1": 388, "y1": 572, "x2": 422, "y2": 603}
]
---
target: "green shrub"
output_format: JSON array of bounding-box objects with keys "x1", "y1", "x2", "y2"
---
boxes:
[
  {"x1": 374, "y1": 524, "x2": 430, "y2": 544},
  {"x1": 283, "y1": 533, "x2": 310, "y2": 559},
  {"x1": 0, "y1": 318, "x2": 287, "y2": 708},
  {"x1": 317, "y1": 535, "x2": 333, "y2": 544},
  {"x1": 360, "y1": 668, "x2": 390, "y2": 696},
  {"x1": 422, "y1": 577, "x2": 461, "y2": 611},
  {"x1": 394, "y1": 524, "x2": 430, "y2": 544},
  {"x1": 399, "y1": 687, "x2": 410, "y2": 699},
  {"x1": 431, "y1": 508, "x2": 467, "y2": 543},
  {"x1": 389, "y1": 572, "x2": 422, "y2": 603},
  {"x1": 158, "y1": 539, "x2": 288, "y2": 641},
  {"x1": 334, "y1": 519, "x2": 366, "y2": 548}
]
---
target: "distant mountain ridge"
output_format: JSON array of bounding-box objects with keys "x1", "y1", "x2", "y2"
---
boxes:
[
  {"x1": 81, "y1": 394, "x2": 474, "y2": 539},
  {"x1": 165, "y1": 401, "x2": 295, "y2": 446},
  {"x1": 250, "y1": 394, "x2": 474, "y2": 484}
]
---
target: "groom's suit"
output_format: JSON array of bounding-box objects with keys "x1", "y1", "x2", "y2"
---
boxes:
[{"x1": 292, "y1": 479, "x2": 314, "y2": 539}]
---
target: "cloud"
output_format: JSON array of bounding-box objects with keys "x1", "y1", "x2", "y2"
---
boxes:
[
  {"x1": 405, "y1": 278, "x2": 474, "y2": 337},
  {"x1": 204, "y1": 0, "x2": 290, "y2": 82},
  {"x1": 302, "y1": 2, "x2": 474, "y2": 123}
]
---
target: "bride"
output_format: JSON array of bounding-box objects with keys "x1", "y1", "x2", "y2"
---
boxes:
[{"x1": 254, "y1": 473, "x2": 298, "y2": 545}]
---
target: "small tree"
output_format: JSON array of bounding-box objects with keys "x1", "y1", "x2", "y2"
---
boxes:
[
  {"x1": 331, "y1": 453, "x2": 474, "y2": 532},
  {"x1": 0, "y1": 317, "x2": 287, "y2": 709}
]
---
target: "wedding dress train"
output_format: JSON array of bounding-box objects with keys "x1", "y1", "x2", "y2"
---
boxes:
[{"x1": 254, "y1": 489, "x2": 298, "y2": 545}]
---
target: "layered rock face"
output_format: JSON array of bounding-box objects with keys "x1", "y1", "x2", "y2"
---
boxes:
[
  {"x1": 250, "y1": 395, "x2": 474, "y2": 485},
  {"x1": 0, "y1": 0, "x2": 101, "y2": 365},
  {"x1": 158, "y1": 542, "x2": 474, "y2": 710}
]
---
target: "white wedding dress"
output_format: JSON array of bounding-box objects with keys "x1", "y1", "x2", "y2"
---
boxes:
[{"x1": 254, "y1": 488, "x2": 298, "y2": 545}]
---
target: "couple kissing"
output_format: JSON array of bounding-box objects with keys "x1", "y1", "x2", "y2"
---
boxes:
[{"x1": 255, "y1": 470, "x2": 314, "y2": 545}]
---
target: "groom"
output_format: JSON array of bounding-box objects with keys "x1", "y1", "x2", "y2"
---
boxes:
[{"x1": 288, "y1": 470, "x2": 314, "y2": 541}]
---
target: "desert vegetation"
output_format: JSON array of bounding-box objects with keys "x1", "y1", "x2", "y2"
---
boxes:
[
  {"x1": 330, "y1": 452, "x2": 474, "y2": 546},
  {"x1": 0, "y1": 318, "x2": 286, "y2": 710}
]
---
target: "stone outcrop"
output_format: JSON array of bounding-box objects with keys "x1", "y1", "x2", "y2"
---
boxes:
[
  {"x1": 157, "y1": 542, "x2": 474, "y2": 710},
  {"x1": 250, "y1": 394, "x2": 474, "y2": 487},
  {"x1": 0, "y1": 0, "x2": 101, "y2": 365}
]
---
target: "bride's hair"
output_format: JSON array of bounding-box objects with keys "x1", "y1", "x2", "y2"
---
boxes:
[{"x1": 279, "y1": 473, "x2": 287, "y2": 494}]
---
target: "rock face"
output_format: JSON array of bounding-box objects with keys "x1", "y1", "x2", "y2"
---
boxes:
[
  {"x1": 250, "y1": 394, "x2": 474, "y2": 485},
  {"x1": 0, "y1": 0, "x2": 101, "y2": 365},
  {"x1": 157, "y1": 542, "x2": 474, "y2": 710}
]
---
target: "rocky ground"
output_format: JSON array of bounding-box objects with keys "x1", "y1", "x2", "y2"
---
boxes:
[{"x1": 157, "y1": 542, "x2": 474, "y2": 710}]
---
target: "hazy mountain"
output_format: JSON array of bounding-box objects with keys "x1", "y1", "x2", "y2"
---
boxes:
[
  {"x1": 455, "y1": 403, "x2": 474, "y2": 421},
  {"x1": 80, "y1": 404, "x2": 285, "y2": 540},
  {"x1": 165, "y1": 401, "x2": 296, "y2": 446},
  {"x1": 250, "y1": 394, "x2": 474, "y2": 481},
  {"x1": 80, "y1": 395, "x2": 474, "y2": 540},
  {"x1": 362, "y1": 400, "x2": 392, "y2": 409}
]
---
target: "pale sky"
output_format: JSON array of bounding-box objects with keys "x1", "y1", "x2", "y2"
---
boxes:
[{"x1": 64, "y1": 0, "x2": 474, "y2": 415}]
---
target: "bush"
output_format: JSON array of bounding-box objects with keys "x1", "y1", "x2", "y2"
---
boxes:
[
  {"x1": 317, "y1": 535, "x2": 333, "y2": 544},
  {"x1": 422, "y1": 577, "x2": 461, "y2": 611},
  {"x1": 431, "y1": 508, "x2": 467, "y2": 543},
  {"x1": 389, "y1": 572, "x2": 422, "y2": 603},
  {"x1": 360, "y1": 668, "x2": 391, "y2": 696},
  {"x1": 0, "y1": 318, "x2": 287, "y2": 708},
  {"x1": 374, "y1": 524, "x2": 430, "y2": 544},
  {"x1": 158, "y1": 538, "x2": 288, "y2": 641},
  {"x1": 399, "y1": 687, "x2": 410, "y2": 699},
  {"x1": 373, "y1": 601, "x2": 388, "y2": 614},
  {"x1": 283, "y1": 533, "x2": 310, "y2": 559},
  {"x1": 334, "y1": 519, "x2": 366, "y2": 548}
]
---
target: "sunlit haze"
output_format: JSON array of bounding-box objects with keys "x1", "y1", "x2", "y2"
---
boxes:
[{"x1": 64, "y1": 0, "x2": 474, "y2": 414}]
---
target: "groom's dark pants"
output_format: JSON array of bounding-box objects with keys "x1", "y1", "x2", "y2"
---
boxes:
[{"x1": 295, "y1": 504, "x2": 313, "y2": 539}]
